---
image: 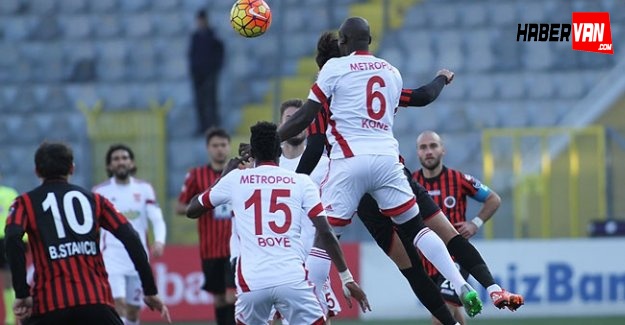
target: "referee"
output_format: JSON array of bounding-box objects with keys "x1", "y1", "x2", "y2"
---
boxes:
[
  {"x1": 413, "y1": 131, "x2": 502, "y2": 325},
  {"x1": 0, "y1": 173, "x2": 18, "y2": 325}
]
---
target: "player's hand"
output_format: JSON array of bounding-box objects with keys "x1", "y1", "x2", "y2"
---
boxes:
[
  {"x1": 238, "y1": 143, "x2": 254, "y2": 169},
  {"x1": 454, "y1": 221, "x2": 478, "y2": 239},
  {"x1": 437, "y1": 69, "x2": 455, "y2": 84},
  {"x1": 13, "y1": 296, "x2": 33, "y2": 320},
  {"x1": 151, "y1": 241, "x2": 165, "y2": 258},
  {"x1": 144, "y1": 295, "x2": 171, "y2": 323},
  {"x1": 342, "y1": 281, "x2": 371, "y2": 313}
]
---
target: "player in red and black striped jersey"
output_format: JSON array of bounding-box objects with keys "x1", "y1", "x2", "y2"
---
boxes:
[
  {"x1": 296, "y1": 31, "x2": 523, "y2": 324},
  {"x1": 413, "y1": 131, "x2": 503, "y2": 324},
  {"x1": 175, "y1": 128, "x2": 235, "y2": 325},
  {"x1": 4, "y1": 142, "x2": 169, "y2": 325}
]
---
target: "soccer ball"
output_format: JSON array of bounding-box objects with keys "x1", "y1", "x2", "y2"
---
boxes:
[{"x1": 230, "y1": 0, "x2": 272, "y2": 38}]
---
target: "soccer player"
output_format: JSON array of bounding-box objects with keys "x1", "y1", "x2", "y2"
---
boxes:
[
  {"x1": 187, "y1": 122, "x2": 370, "y2": 325},
  {"x1": 176, "y1": 128, "x2": 235, "y2": 325},
  {"x1": 278, "y1": 17, "x2": 482, "y2": 319},
  {"x1": 299, "y1": 30, "x2": 524, "y2": 319},
  {"x1": 4, "y1": 142, "x2": 169, "y2": 324},
  {"x1": 0, "y1": 174, "x2": 18, "y2": 325},
  {"x1": 413, "y1": 131, "x2": 502, "y2": 325},
  {"x1": 93, "y1": 144, "x2": 167, "y2": 325},
  {"x1": 278, "y1": 99, "x2": 340, "y2": 321}
]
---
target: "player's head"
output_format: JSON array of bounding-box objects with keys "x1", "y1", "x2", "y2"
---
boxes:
[
  {"x1": 316, "y1": 31, "x2": 341, "y2": 69},
  {"x1": 196, "y1": 9, "x2": 208, "y2": 28},
  {"x1": 338, "y1": 17, "x2": 371, "y2": 55},
  {"x1": 250, "y1": 121, "x2": 281, "y2": 164},
  {"x1": 35, "y1": 142, "x2": 74, "y2": 180},
  {"x1": 105, "y1": 144, "x2": 137, "y2": 179},
  {"x1": 279, "y1": 99, "x2": 306, "y2": 146},
  {"x1": 205, "y1": 127, "x2": 231, "y2": 164},
  {"x1": 417, "y1": 131, "x2": 445, "y2": 171}
]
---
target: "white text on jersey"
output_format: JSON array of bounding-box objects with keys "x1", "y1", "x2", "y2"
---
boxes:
[{"x1": 49, "y1": 241, "x2": 98, "y2": 260}]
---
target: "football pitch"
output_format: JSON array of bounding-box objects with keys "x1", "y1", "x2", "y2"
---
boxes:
[{"x1": 148, "y1": 316, "x2": 625, "y2": 325}]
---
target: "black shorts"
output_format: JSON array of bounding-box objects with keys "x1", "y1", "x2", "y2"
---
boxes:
[
  {"x1": 202, "y1": 257, "x2": 235, "y2": 294},
  {"x1": 0, "y1": 238, "x2": 7, "y2": 269},
  {"x1": 24, "y1": 304, "x2": 123, "y2": 325},
  {"x1": 431, "y1": 267, "x2": 471, "y2": 307},
  {"x1": 357, "y1": 168, "x2": 441, "y2": 254}
]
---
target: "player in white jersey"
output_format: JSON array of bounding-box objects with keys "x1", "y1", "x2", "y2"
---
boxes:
[
  {"x1": 93, "y1": 144, "x2": 167, "y2": 325},
  {"x1": 278, "y1": 17, "x2": 482, "y2": 317},
  {"x1": 187, "y1": 122, "x2": 369, "y2": 325}
]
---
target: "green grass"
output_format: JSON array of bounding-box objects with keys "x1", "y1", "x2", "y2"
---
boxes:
[{"x1": 147, "y1": 316, "x2": 625, "y2": 325}]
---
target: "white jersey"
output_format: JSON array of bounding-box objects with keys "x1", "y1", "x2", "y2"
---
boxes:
[
  {"x1": 199, "y1": 163, "x2": 325, "y2": 291},
  {"x1": 93, "y1": 177, "x2": 166, "y2": 275},
  {"x1": 308, "y1": 51, "x2": 403, "y2": 159}
]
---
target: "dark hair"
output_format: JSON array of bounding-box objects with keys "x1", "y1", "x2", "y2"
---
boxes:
[
  {"x1": 279, "y1": 99, "x2": 304, "y2": 120},
  {"x1": 205, "y1": 127, "x2": 231, "y2": 144},
  {"x1": 35, "y1": 142, "x2": 74, "y2": 179},
  {"x1": 105, "y1": 144, "x2": 137, "y2": 177},
  {"x1": 316, "y1": 31, "x2": 341, "y2": 69},
  {"x1": 250, "y1": 121, "x2": 281, "y2": 163}
]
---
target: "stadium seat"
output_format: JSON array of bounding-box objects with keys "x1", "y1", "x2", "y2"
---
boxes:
[
  {"x1": 489, "y1": 2, "x2": 516, "y2": 26},
  {"x1": 555, "y1": 73, "x2": 584, "y2": 99},
  {"x1": 159, "y1": 81, "x2": 192, "y2": 109},
  {"x1": 159, "y1": 57, "x2": 187, "y2": 81},
  {"x1": 12, "y1": 87, "x2": 38, "y2": 112},
  {"x1": 0, "y1": 0, "x2": 21, "y2": 15},
  {"x1": 181, "y1": 0, "x2": 206, "y2": 12},
  {"x1": 98, "y1": 84, "x2": 134, "y2": 109},
  {"x1": 0, "y1": 43, "x2": 19, "y2": 68},
  {"x1": 93, "y1": 15, "x2": 123, "y2": 39},
  {"x1": 44, "y1": 86, "x2": 72, "y2": 112},
  {"x1": 432, "y1": 32, "x2": 464, "y2": 73},
  {"x1": 496, "y1": 101, "x2": 528, "y2": 128},
  {"x1": 58, "y1": 0, "x2": 87, "y2": 13},
  {"x1": 465, "y1": 101, "x2": 499, "y2": 129},
  {"x1": 284, "y1": 8, "x2": 306, "y2": 33},
  {"x1": 437, "y1": 105, "x2": 469, "y2": 132},
  {"x1": 441, "y1": 75, "x2": 465, "y2": 100},
  {"x1": 65, "y1": 84, "x2": 99, "y2": 108},
  {"x1": 527, "y1": 102, "x2": 559, "y2": 126},
  {"x1": 403, "y1": 4, "x2": 428, "y2": 29},
  {"x1": 97, "y1": 58, "x2": 127, "y2": 82},
  {"x1": 496, "y1": 74, "x2": 526, "y2": 99},
  {"x1": 90, "y1": 0, "x2": 118, "y2": 13},
  {"x1": 31, "y1": 16, "x2": 61, "y2": 41},
  {"x1": 465, "y1": 30, "x2": 494, "y2": 72},
  {"x1": 2, "y1": 17, "x2": 33, "y2": 41},
  {"x1": 466, "y1": 75, "x2": 496, "y2": 100},
  {"x1": 425, "y1": 4, "x2": 457, "y2": 28},
  {"x1": 517, "y1": 1, "x2": 546, "y2": 23},
  {"x1": 60, "y1": 15, "x2": 92, "y2": 40},
  {"x1": 152, "y1": 0, "x2": 179, "y2": 12},
  {"x1": 30, "y1": 0, "x2": 57, "y2": 14},
  {"x1": 128, "y1": 41, "x2": 157, "y2": 81},
  {"x1": 522, "y1": 44, "x2": 553, "y2": 71},
  {"x1": 526, "y1": 74, "x2": 554, "y2": 99},
  {"x1": 120, "y1": 0, "x2": 149, "y2": 12},
  {"x1": 124, "y1": 14, "x2": 153, "y2": 38},
  {"x1": 458, "y1": 3, "x2": 487, "y2": 27},
  {"x1": 154, "y1": 13, "x2": 185, "y2": 37}
]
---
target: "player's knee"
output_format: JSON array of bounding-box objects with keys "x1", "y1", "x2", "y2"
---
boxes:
[
  {"x1": 125, "y1": 305, "x2": 141, "y2": 321},
  {"x1": 424, "y1": 212, "x2": 459, "y2": 244},
  {"x1": 431, "y1": 316, "x2": 444, "y2": 325},
  {"x1": 388, "y1": 235, "x2": 412, "y2": 269},
  {"x1": 452, "y1": 306, "x2": 466, "y2": 325},
  {"x1": 225, "y1": 289, "x2": 237, "y2": 304},
  {"x1": 114, "y1": 299, "x2": 127, "y2": 317},
  {"x1": 213, "y1": 293, "x2": 227, "y2": 307}
]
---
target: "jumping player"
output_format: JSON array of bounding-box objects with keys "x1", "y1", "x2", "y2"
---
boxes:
[
  {"x1": 414, "y1": 131, "x2": 503, "y2": 325},
  {"x1": 187, "y1": 122, "x2": 369, "y2": 324},
  {"x1": 278, "y1": 17, "x2": 482, "y2": 319},
  {"x1": 5, "y1": 142, "x2": 170, "y2": 324},
  {"x1": 93, "y1": 144, "x2": 167, "y2": 325}
]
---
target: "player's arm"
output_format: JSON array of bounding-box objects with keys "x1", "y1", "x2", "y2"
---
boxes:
[
  {"x1": 176, "y1": 170, "x2": 198, "y2": 215},
  {"x1": 296, "y1": 133, "x2": 326, "y2": 175},
  {"x1": 4, "y1": 198, "x2": 30, "y2": 299},
  {"x1": 399, "y1": 69, "x2": 454, "y2": 107},
  {"x1": 278, "y1": 99, "x2": 321, "y2": 141},
  {"x1": 186, "y1": 167, "x2": 235, "y2": 219},
  {"x1": 145, "y1": 185, "x2": 167, "y2": 257},
  {"x1": 455, "y1": 174, "x2": 501, "y2": 238}
]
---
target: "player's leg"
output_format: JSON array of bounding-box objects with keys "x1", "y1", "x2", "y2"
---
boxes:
[
  {"x1": 357, "y1": 194, "x2": 459, "y2": 325},
  {"x1": 107, "y1": 273, "x2": 128, "y2": 321},
  {"x1": 0, "y1": 238, "x2": 15, "y2": 325},
  {"x1": 274, "y1": 281, "x2": 325, "y2": 325},
  {"x1": 123, "y1": 274, "x2": 143, "y2": 325},
  {"x1": 69, "y1": 304, "x2": 125, "y2": 325},
  {"x1": 234, "y1": 288, "x2": 274, "y2": 325},
  {"x1": 370, "y1": 155, "x2": 481, "y2": 317},
  {"x1": 409, "y1": 175, "x2": 524, "y2": 311},
  {"x1": 202, "y1": 258, "x2": 235, "y2": 325}
]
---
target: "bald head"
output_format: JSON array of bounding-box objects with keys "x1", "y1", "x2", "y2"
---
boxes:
[
  {"x1": 416, "y1": 131, "x2": 445, "y2": 171},
  {"x1": 338, "y1": 17, "x2": 371, "y2": 55}
]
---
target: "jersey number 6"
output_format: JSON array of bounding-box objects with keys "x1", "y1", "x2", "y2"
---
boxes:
[
  {"x1": 366, "y1": 75, "x2": 386, "y2": 120},
  {"x1": 245, "y1": 189, "x2": 292, "y2": 235}
]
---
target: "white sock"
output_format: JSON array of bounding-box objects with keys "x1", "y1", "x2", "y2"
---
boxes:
[
  {"x1": 487, "y1": 284, "x2": 503, "y2": 295},
  {"x1": 414, "y1": 228, "x2": 468, "y2": 296},
  {"x1": 305, "y1": 247, "x2": 332, "y2": 289}
]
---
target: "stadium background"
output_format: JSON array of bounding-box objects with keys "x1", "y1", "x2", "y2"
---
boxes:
[{"x1": 1, "y1": 0, "x2": 624, "y2": 323}]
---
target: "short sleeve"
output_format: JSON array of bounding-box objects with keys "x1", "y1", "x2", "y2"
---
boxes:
[
  {"x1": 199, "y1": 171, "x2": 235, "y2": 209},
  {"x1": 308, "y1": 60, "x2": 340, "y2": 106},
  {"x1": 307, "y1": 103, "x2": 329, "y2": 136},
  {"x1": 460, "y1": 173, "x2": 490, "y2": 202},
  {"x1": 178, "y1": 169, "x2": 198, "y2": 204},
  {"x1": 96, "y1": 194, "x2": 129, "y2": 231},
  {"x1": 399, "y1": 88, "x2": 413, "y2": 107},
  {"x1": 299, "y1": 175, "x2": 325, "y2": 219}
]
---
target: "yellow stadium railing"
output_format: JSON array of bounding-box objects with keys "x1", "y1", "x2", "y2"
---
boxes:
[{"x1": 482, "y1": 126, "x2": 607, "y2": 239}]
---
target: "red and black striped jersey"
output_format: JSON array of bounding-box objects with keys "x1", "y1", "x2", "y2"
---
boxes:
[
  {"x1": 5, "y1": 180, "x2": 130, "y2": 315},
  {"x1": 179, "y1": 165, "x2": 231, "y2": 259},
  {"x1": 412, "y1": 166, "x2": 483, "y2": 276}
]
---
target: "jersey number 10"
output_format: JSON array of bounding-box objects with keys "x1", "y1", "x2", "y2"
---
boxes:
[
  {"x1": 42, "y1": 191, "x2": 94, "y2": 239},
  {"x1": 245, "y1": 189, "x2": 292, "y2": 236}
]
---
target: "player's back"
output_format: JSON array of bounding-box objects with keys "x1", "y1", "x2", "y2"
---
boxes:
[
  {"x1": 18, "y1": 180, "x2": 115, "y2": 313},
  {"x1": 311, "y1": 52, "x2": 403, "y2": 158},
  {"x1": 229, "y1": 164, "x2": 315, "y2": 291}
]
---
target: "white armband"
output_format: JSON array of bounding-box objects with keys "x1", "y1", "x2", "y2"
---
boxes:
[{"x1": 471, "y1": 217, "x2": 484, "y2": 229}]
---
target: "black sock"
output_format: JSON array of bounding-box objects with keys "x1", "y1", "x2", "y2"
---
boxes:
[
  {"x1": 447, "y1": 235, "x2": 496, "y2": 288},
  {"x1": 215, "y1": 304, "x2": 236, "y2": 325},
  {"x1": 400, "y1": 266, "x2": 458, "y2": 325}
]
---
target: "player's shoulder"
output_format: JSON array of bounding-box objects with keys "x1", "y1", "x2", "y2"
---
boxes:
[
  {"x1": 132, "y1": 177, "x2": 155, "y2": 190},
  {"x1": 92, "y1": 178, "x2": 113, "y2": 192}
]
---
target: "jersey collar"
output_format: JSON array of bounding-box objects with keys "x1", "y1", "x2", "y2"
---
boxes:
[
  {"x1": 351, "y1": 50, "x2": 371, "y2": 56},
  {"x1": 256, "y1": 161, "x2": 278, "y2": 167}
]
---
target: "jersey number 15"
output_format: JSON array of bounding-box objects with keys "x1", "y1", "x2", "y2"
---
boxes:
[{"x1": 245, "y1": 189, "x2": 292, "y2": 236}]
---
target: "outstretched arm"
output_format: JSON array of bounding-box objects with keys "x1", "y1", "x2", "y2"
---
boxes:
[
  {"x1": 400, "y1": 69, "x2": 454, "y2": 107},
  {"x1": 278, "y1": 99, "x2": 322, "y2": 141},
  {"x1": 295, "y1": 133, "x2": 326, "y2": 175}
]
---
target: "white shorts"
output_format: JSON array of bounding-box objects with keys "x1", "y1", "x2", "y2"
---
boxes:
[
  {"x1": 318, "y1": 279, "x2": 341, "y2": 317},
  {"x1": 235, "y1": 280, "x2": 324, "y2": 325},
  {"x1": 321, "y1": 155, "x2": 419, "y2": 229},
  {"x1": 108, "y1": 273, "x2": 143, "y2": 306}
]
